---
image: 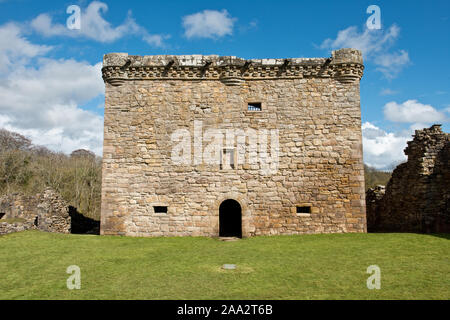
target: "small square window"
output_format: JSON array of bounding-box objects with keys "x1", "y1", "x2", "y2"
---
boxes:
[
  {"x1": 296, "y1": 206, "x2": 311, "y2": 214},
  {"x1": 0, "y1": 213, "x2": 5, "y2": 219},
  {"x1": 154, "y1": 206, "x2": 168, "y2": 214},
  {"x1": 247, "y1": 102, "x2": 262, "y2": 111}
]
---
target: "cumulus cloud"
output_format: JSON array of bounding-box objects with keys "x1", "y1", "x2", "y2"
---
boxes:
[
  {"x1": 0, "y1": 107, "x2": 103, "y2": 155},
  {"x1": 183, "y1": 9, "x2": 236, "y2": 39},
  {"x1": 0, "y1": 23, "x2": 52, "y2": 72},
  {"x1": 362, "y1": 99, "x2": 448, "y2": 168},
  {"x1": 31, "y1": 1, "x2": 167, "y2": 46},
  {"x1": 0, "y1": 23, "x2": 104, "y2": 155},
  {"x1": 320, "y1": 24, "x2": 410, "y2": 78},
  {"x1": 384, "y1": 100, "x2": 448, "y2": 123},
  {"x1": 362, "y1": 122, "x2": 409, "y2": 169}
]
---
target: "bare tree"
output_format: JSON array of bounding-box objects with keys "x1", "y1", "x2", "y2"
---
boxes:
[{"x1": 0, "y1": 128, "x2": 32, "y2": 151}]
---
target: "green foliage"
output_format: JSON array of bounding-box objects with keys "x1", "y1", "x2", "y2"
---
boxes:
[
  {"x1": 1, "y1": 231, "x2": 449, "y2": 299},
  {"x1": 364, "y1": 164, "x2": 392, "y2": 191}
]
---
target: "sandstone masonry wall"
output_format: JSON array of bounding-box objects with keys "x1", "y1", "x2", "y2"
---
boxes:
[{"x1": 101, "y1": 48, "x2": 367, "y2": 237}]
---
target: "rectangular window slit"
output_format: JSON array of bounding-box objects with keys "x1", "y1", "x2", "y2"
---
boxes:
[
  {"x1": 220, "y1": 148, "x2": 235, "y2": 169},
  {"x1": 154, "y1": 206, "x2": 168, "y2": 214},
  {"x1": 297, "y1": 206, "x2": 311, "y2": 214},
  {"x1": 247, "y1": 102, "x2": 262, "y2": 111}
]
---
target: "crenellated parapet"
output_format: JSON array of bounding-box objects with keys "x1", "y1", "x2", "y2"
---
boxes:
[{"x1": 102, "y1": 48, "x2": 364, "y2": 86}]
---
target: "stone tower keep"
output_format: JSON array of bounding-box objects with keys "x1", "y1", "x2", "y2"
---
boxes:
[{"x1": 100, "y1": 48, "x2": 366, "y2": 237}]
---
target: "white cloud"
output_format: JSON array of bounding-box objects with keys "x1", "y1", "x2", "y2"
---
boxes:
[
  {"x1": 374, "y1": 50, "x2": 410, "y2": 79},
  {"x1": 31, "y1": 1, "x2": 167, "y2": 46},
  {"x1": 320, "y1": 24, "x2": 410, "y2": 78},
  {"x1": 384, "y1": 100, "x2": 448, "y2": 123},
  {"x1": 0, "y1": 107, "x2": 103, "y2": 155},
  {"x1": 321, "y1": 24, "x2": 399, "y2": 55},
  {"x1": 0, "y1": 22, "x2": 52, "y2": 72},
  {"x1": 31, "y1": 14, "x2": 68, "y2": 37},
  {"x1": 183, "y1": 9, "x2": 236, "y2": 39},
  {"x1": 0, "y1": 23, "x2": 104, "y2": 155},
  {"x1": 362, "y1": 122, "x2": 409, "y2": 169},
  {"x1": 363, "y1": 99, "x2": 449, "y2": 169}
]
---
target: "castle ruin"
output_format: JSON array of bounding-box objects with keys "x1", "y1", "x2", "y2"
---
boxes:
[
  {"x1": 367, "y1": 125, "x2": 450, "y2": 233},
  {"x1": 0, "y1": 188, "x2": 71, "y2": 235},
  {"x1": 100, "y1": 48, "x2": 366, "y2": 237}
]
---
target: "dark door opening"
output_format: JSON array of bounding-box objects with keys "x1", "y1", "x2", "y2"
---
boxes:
[{"x1": 219, "y1": 199, "x2": 242, "y2": 238}]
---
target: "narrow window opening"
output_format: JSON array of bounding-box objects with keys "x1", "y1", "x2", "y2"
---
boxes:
[
  {"x1": 247, "y1": 102, "x2": 262, "y2": 111},
  {"x1": 0, "y1": 213, "x2": 5, "y2": 219},
  {"x1": 220, "y1": 148, "x2": 235, "y2": 170},
  {"x1": 297, "y1": 206, "x2": 311, "y2": 214},
  {"x1": 154, "y1": 206, "x2": 168, "y2": 214}
]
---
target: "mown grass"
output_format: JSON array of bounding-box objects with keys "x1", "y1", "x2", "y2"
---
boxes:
[{"x1": 0, "y1": 231, "x2": 448, "y2": 299}]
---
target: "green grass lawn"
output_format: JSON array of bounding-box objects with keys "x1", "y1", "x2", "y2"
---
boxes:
[{"x1": 0, "y1": 231, "x2": 448, "y2": 299}]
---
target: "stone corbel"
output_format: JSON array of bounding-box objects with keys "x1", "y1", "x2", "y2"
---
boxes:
[{"x1": 330, "y1": 48, "x2": 364, "y2": 84}]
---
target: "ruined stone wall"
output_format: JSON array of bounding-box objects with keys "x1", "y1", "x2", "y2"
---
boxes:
[
  {"x1": 0, "y1": 188, "x2": 71, "y2": 235},
  {"x1": 101, "y1": 48, "x2": 366, "y2": 237},
  {"x1": 0, "y1": 193, "x2": 39, "y2": 219},
  {"x1": 367, "y1": 125, "x2": 450, "y2": 233},
  {"x1": 36, "y1": 189, "x2": 71, "y2": 234}
]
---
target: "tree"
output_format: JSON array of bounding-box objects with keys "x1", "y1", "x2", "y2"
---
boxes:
[
  {"x1": 0, "y1": 129, "x2": 32, "y2": 151},
  {"x1": 70, "y1": 149, "x2": 96, "y2": 159},
  {"x1": 364, "y1": 164, "x2": 392, "y2": 190}
]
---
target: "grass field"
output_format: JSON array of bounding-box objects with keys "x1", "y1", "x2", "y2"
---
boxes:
[{"x1": 0, "y1": 231, "x2": 448, "y2": 299}]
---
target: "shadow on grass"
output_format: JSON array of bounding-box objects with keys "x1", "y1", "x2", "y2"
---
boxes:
[
  {"x1": 421, "y1": 233, "x2": 450, "y2": 240},
  {"x1": 368, "y1": 230, "x2": 450, "y2": 240}
]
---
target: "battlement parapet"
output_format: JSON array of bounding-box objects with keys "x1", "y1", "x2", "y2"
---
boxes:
[{"x1": 102, "y1": 48, "x2": 364, "y2": 86}]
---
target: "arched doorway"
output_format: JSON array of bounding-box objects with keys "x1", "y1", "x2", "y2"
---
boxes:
[{"x1": 219, "y1": 199, "x2": 242, "y2": 238}]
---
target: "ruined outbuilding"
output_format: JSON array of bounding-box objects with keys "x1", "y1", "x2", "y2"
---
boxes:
[
  {"x1": 366, "y1": 125, "x2": 450, "y2": 233},
  {"x1": 0, "y1": 188, "x2": 71, "y2": 235},
  {"x1": 0, "y1": 188, "x2": 100, "y2": 235}
]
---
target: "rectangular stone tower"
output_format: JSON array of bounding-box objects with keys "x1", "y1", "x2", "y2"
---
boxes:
[{"x1": 100, "y1": 48, "x2": 366, "y2": 237}]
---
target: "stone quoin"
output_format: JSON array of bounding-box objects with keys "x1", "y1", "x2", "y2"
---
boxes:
[{"x1": 100, "y1": 48, "x2": 367, "y2": 237}]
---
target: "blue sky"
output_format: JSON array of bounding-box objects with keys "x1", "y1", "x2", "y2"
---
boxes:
[{"x1": 0, "y1": 0, "x2": 449, "y2": 169}]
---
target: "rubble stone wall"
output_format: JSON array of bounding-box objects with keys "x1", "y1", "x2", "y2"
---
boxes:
[
  {"x1": 0, "y1": 188, "x2": 71, "y2": 235},
  {"x1": 367, "y1": 125, "x2": 450, "y2": 233}
]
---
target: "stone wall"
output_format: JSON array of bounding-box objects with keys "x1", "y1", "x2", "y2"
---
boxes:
[
  {"x1": 101, "y1": 48, "x2": 367, "y2": 237},
  {"x1": 367, "y1": 125, "x2": 450, "y2": 233},
  {"x1": 0, "y1": 188, "x2": 71, "y2": 235}
]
